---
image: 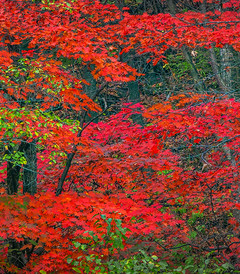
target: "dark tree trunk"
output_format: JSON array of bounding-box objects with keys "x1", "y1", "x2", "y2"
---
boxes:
[
  {"x1": 6, "y1": 142, "x2": 26, "y2": 195},
  {"x1": 7, "y1": 239, "x2": 27, "y2": 269},
  {"x1": 167, "y1": 0, "x2": 206, "y2": 92},
  {"x1": 127, "y1": 80, "x2": 144, "y2": 126},
  {"x1": 7, "y1": 161, "x2": 21, "y2": 195},
  {"x1": 23, "y1": 141, "x2": 37, "y2": 195}
]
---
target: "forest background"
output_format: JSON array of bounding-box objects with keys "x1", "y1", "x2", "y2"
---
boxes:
[{"x1": 0, "y1": 0, "x2": 240, "y2": 273}]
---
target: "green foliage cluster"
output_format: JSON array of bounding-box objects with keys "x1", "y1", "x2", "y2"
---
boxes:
[{"x1": 67, "y1": 216, "x2": 236, "y2": 274}]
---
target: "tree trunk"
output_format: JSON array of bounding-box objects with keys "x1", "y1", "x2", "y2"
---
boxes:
[
  {"x1": 23, "y1": 141, "x2": 37, "y2": 195},
  {"x1": 209, "y1": 46, "x2": 228, "y2": 92},
  {"x1": 127, "y1": 80, "x2": 144, "y2": 126},
  {"x1": 7, "y1": 239, "x2": 27, "y2": 269},
  {"x1": 167, "y1": 0, "x2": 205, "y2": 92},
  {"x1": 7, "y1": 161, "x2": 21, "y2": 195},
  {"x1": 81, "y1": 65, "x2": 98, "y2": 122},
  {"x1": 220, "y1": 45, "x2": 233, "y2": 91},
  {"x1": 121, "y1": 52, "x2": 144, "y2": 125},
  {"x1": 6, "y1": 142, "x2": 26, "y2": 195}
]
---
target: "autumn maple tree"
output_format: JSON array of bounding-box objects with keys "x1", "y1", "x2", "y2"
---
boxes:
[{"x1": 0, "y1": 0, "x2": 240, "y2": 272}]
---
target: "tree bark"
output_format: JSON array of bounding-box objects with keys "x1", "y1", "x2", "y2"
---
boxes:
[
  {"x1": 209, "y1": 46, "x2": 229, "y2": 92},
  {"x1": 220, "y1": 45, "x2": 233, "y2": 91},
  {"x1": 6, "y1": 142, "x2": 26, "y2": 195},
  {"x1": 23, "y1": 141, "x2": 37, "y2": 195},
  {"x1": 7, "y1": 161, "x2": 21, "y2": 195},
  {"x1": 7, "y1": 239, "x2": 27, "y2": 269},
  {"x1": 167, "y1": 0, "x2": 206, "y2": 92}
]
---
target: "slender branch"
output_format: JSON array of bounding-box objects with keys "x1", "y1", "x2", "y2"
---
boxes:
[
  {"x1": 56, "y1": 98, "x2": 109, "y2": 196},
  {"x1": 80, "y1": 98, "x2": 107, "y2": 134}
]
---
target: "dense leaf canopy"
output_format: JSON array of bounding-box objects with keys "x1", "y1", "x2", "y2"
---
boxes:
[{"x1": 0, "y1": 0, "x2": 240, "y2": 272}]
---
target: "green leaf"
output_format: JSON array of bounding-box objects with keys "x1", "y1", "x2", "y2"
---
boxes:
[
  {"x1": 73, "y1": 241, "x2": 81, "y2": 248},
  {"x1": 73, "y1": 260, "x2": 79, "y2": 266},
  {"x1": 151, "y1": 255, "x2": 158, "y2": 260},
  {"x1": 158, "y1": 261, "x2": 168, "y2": 268},
  {"x1": 106, "y1": 218, "x2": 112, "y2": 225},
  {"x1": 93, "y1": 235, "x2": 98, "y2": 242},
  {"x1": 100, "y1": 214, "x2": 106, "y2": 220},
  {"x1": 72, "y1": 267, "x2": 82, "y2": 273},
  {"x1": 28, "y1": 239, "x2": 38, "y2": 246},
  {"x1": 89, "y1": 231, "x2": 94, "y2": 237},
  {"x1": 221, "y1": 263, "x2": 232, "y2": 270},
  {"x1": 67, "y1": 257, "x2": 73, "y2": 264}
]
